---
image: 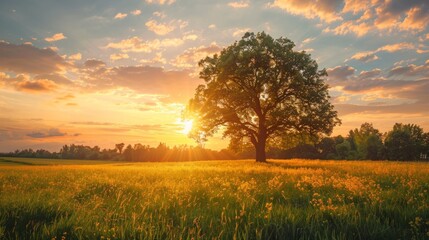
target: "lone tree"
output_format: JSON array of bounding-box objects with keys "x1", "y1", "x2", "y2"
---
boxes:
[{"x1": 185, "y1": 32, "x2": 340, "y2": 162}]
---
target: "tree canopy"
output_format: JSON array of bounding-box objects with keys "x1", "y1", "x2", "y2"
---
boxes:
[{"x1": 185, "y1": 32, "x2": 340, "y2": 162}]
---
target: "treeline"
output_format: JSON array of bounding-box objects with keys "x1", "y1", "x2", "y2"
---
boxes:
[
  {"x1": 1, "y1": 122, "x2": 428, "y2": 161},
  {"x1": 0, "y1": 143, "x2": 236, "y2": 162},
  {"x1": 262, "y1": 123, "x2": 428, "y2": 161}
]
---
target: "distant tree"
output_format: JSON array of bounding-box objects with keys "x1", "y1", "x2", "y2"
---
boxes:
[
  {"x1": 115, "y1": 143, "x2": 125, "y2": 154},
  {"x1": 385, "y1": 123, "x2": 425, "y2": 161},
  {"x1": 318, "y1": 137, "x2": 336, "y2": 159},
  {"x1": 185, "y1": 32, "x2": 340, "y2": 162},
  {"x1": 281, "y1": 144, "x2": 319, "y2": 159},
  {"x1": 336, "y1": 140, "x2": 351, "y2": 160},
  {"x1": 123, "y1": 144, "x2": 133, "y2": 161},
  {"x1": 349, "y1": 123, "x2": 384, "y2": 160}
]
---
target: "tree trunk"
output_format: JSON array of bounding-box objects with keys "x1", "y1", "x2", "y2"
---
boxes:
[{"x1": 255, "y1": 135, "x2": 267, "y2": 163}]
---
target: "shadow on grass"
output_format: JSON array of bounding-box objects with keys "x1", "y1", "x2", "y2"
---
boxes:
[{"x1": 0, "y1": 158, "x2": 43, "y2": 166}]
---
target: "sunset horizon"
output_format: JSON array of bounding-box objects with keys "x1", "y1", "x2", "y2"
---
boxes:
[{"x1": 1, "y1": 0, "x2": 428, "y2": 152}]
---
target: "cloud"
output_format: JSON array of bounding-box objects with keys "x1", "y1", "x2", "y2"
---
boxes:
[
  {"x1": 106, "y1": 36, "x2": 191, "y2": 53},
  {"x1": 70, "y1": 121, "x2": 115, "y2": 126},
  {"x1": 56, "y1": 94, "x2": 75, "y2": 101},
  {"x1": 348, "y1": 42, "x2": 416, "y2": 62},
  {"x1": 172, "y1": 43, "x2": 223, "y2": 68},
  {"x1": 153, "y1": 11, "x2": 166, "y2": 18},
  {"x1": 399, "y1": 9, "x2": 427, "y2": 31},
  {"x1": 110, "y1": 53, "x2": 129, "y2": 61},
  {"x1": 140, "y1": 52, "x2": 166, "y2": 65},
  {"x1": 27, "y1": 128, "x2": 66, "y2": 138},
  {"x1": 327, "y1": 65, "x2": 355, "y2": 81},
  {"x1": 327, "y1": 62, "x2": 429, "y2": 112},
  {"x1": 68, "y1": 53, "x2": 82, "y2": 60},
  {"x1": 232, "y1": 28, "x2": 251, "y2": 37},
  {"x1": 270, "y1": 0, "x2": 343, "y2": 23},
  {"x1": 375, "y1": 0, "x2": 429, "y2": 31},
  {"x1": 84, "y1": 59, "x2": 106, "y2": 68},
  {"x1": 349, "y1": 52, "x2": 379, "y2": 62},
  {"x1": 274, "y1": 1, "x2": 429, "y2": 36},
  {"x1": 0, "y1": 72, "x2": 63, "y2": 94},
  {"x1": 145, "y1": 0, "x2": 175, "y2": 5},
  {"x1": 324, "y1": 21, "x2": 371, "y2": 37},
  {"x1": 228, "y1": 1, "x2": 249, "y2": 8},
  {"x1": 33, "y1": 73, "x2": 73, "y2": 85},
  {"x1": 131, "y1": 10, "x2": 141, "y2": 16},
  {"x1": 342, "y1": 0, "x2": 376, "y2": 14},
  {"x1": 81, "y1": 65, "x2": 198, "y2": 101},
  {"x1": 183, "y1": 34, "x2": 198, "y2": 41},
  {"x1": 114, "y1": 12, "x2": 128, "y2": 19},
  {"x1": 358, "y1": 69, "x2": 382, "y2": 79},
  {"x1": 0, "y1": 42, "x2": 70, "y2": 74},
  {"x1": 302, "y1": 37, "x2": 315, "y2": 45},
  {"x1": 45, "y1": 33, "x2": 66, "y2": 42},
  {"x1": 145, "y1": 19, "x2": 188, "y2": 35},
  {"x1": 388, "y1": 62, "x2": 429, "y2": 77},
  {"x1": 145, "y1": 20, "x2": 175, "y2": 35},
  {"x1": 377, "y1": 42, "x2": 415, "y2": 52},
  {"x1": 15, "y1": 79, "x2": 57, "y2": 93}
]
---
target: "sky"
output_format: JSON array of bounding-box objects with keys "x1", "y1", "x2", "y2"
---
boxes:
[{"x1": 0, "y1": 0, "x2": 428, "y2": 152}]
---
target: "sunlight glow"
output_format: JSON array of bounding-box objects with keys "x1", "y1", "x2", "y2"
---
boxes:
[{"x1": 181, "y1": 119, "x2": 193, "y2": 135}]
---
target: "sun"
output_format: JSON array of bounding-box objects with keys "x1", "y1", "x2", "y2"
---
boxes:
[{"x1": 181, "y1": 119, "x2": 193, "y2": 135}]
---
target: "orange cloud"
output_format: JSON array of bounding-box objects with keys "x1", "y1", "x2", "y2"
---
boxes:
[
  {"x1": 145, "y1": 19, "x2": 188, "y2": 35},
  {"x1": 114, "y1": 13, "x2": 128, "y2": 19},
  {"x1": 145, "y1": 20, "x2": 175, "y2": 35},
  {"x1": 106, "y1": 36, "x2": 191, "y2": 53},
  {"x1": 80, "y1": 65, "x2": 199, "y2": 102},
  {"x1": 228, "y1": 1, "x2": 249, "y2": 8},
  {"x1": 273, "y1": 0, "x2": 429, "y2": 36},
  {"x1": 45, "y1": 33, "x2": 66, "y2": 42},
  {"x1": 377, "y1": 42, "x2": 415, "y2": 52},
  {"x1": 84, "y1": 59, "x2": 105, "y2": 68},
  {"x1": 0, "y1": 42, "x2": 70, "y2": 74},
  {"x1": 270, "y1": 0, "x2": 343, "y2": 23},
  {"x1": 327, "y1": 65, "x2": 355, "y2": 82},
  {"x1": 140, "y1": 52, "x2": 166, "y2": 65},
  {"x1": 324, "y1": 21, "x2": 371, "y2": 37},
  {"x1": 27, "y1": 128, "x2": 66, "y2": 138},
  {"x1": 145, "y1": 0, "x2": 175, "y2": 5},
  {"x1": 327, "y1": 62, "x2": 429, "y2": 110},
  {"x1": 130, "y1": 10, "x2": 141, "y2": 16},
  {"x1": 232, "y1": 28, "x2": 251, "y2": 37},
  {"x1": 348, "y1": 42, "x2": 416, "y2": 62},
  {"x1": 110, "y1": 53, "x2": 129, "y2": 61},
  {"x1": 342, "y1": 0, "x2": 377, "y2": 14},
  {"x1": 374, "y1": 1, "x2": 429, "y2": 32},
  {"x1": 55, "y1": 94, "x2": 75, "y2": 101},
  {"x1": 349, "y1": 52, "x2": 379, "y2": 62},
  {"x1": 15, "y1": 79, "x2": 57, "y2": 93},
  {"x1": 400, "y1": 7, "x2": 429, "y2": 31},
  {"x1": 172, "y1": 43, "x2": 222, "y2": 68},
  {"x1": 68, "y1": 53, "x2": 82, "y2": 60},
  {"x1": 183, "y1": 34, "x2": 198, "y2": 41}
]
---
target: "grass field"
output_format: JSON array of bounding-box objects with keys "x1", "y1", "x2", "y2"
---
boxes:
[{"x1": 0, "y1": 157, "x2": 428, "y2": 239}]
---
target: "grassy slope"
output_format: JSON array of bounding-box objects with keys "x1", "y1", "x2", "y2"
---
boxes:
[{"x1": 0, "y1": 159, "x2": 428, "y2": 239}]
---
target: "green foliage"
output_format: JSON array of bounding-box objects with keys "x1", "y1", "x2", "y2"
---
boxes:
[
  {"x1": 385, "y1": 123, "x2": 426, "y2": 161},
  {"x1": 1, "y1": 159, "x2": 429, "y2": 239},
  {"x1": 348, "y1": 123, "x2": 384, "y2": 160},
  {"x1": 186, "y1": 32, "x2": 340, "y2": 162},
  {"x1": 335, "y1": 140, "x2": 351, "y2": 160}
]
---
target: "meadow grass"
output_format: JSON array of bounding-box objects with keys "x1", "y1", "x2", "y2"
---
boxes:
[{"x1": 0, "y1": 158, "x2": 428, "y2": 239}]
